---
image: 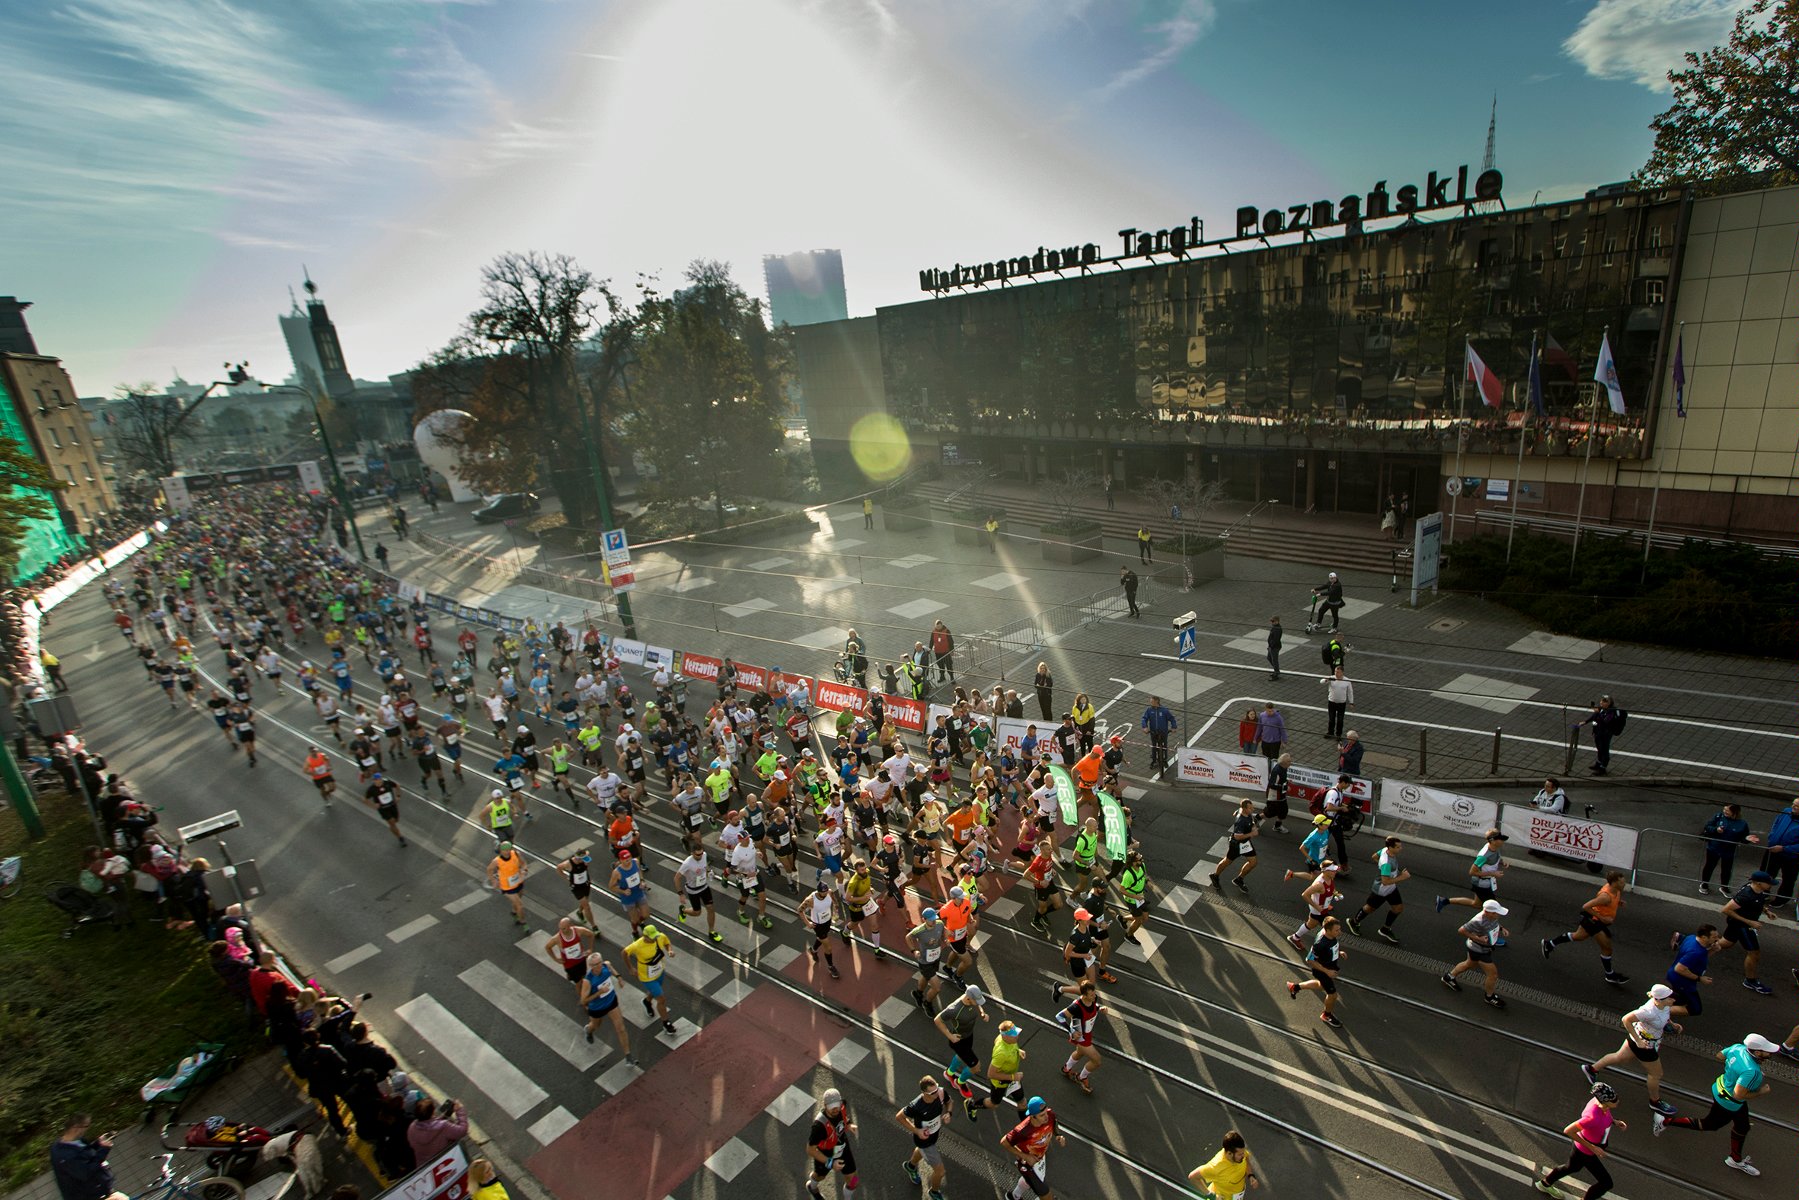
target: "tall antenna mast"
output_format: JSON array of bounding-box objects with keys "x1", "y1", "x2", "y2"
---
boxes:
[{"x1": 1482, "y1": 94, "x2": 1497, "y2": 173}]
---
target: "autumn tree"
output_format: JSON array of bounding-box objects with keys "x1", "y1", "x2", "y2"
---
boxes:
[
  {"x1": 1639, "y1": 0, "x2": 1799, "y2": 186},
  {"x1": 0, "y1": 434, "x2": 66, "y2": 579},
  {"x1": 625, "y1": 261, "x2": 791, "y2": 527}
]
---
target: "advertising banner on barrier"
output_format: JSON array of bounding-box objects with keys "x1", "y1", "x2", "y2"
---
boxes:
[
  {"x1": 377, "y1": 1143, "x2": 469, "y2": 1200},
  {"x1": 612, "y1": 638, "x2": 647, "y2": 666},
  {"x1": 816, "y1": 678, "x2": 870, "y2": 715},
  {"x1": 643, "y1": 644, "x2": 677, "y2": 670},
  {"x1": 1046, "y1": 765, "x2": 1080, "y2": 825},
  {"x1": 679, "y1": 651, "x2": 721, "y2": 683},
  {"x1": 1286, "y1": 765, "x2": 1373, "y2": 812},
  {"x1": 884, "y1": 694, "x2": 926, "y2": 732},
  {"x1": 1501, "y1": 806, "x2": 1639, "y2": 866},
  {"x1": 1097, "y1": 790, "x2": 1128, "y2": 858},
  {"x1": 1377, "y1": 780, "x2": 1499, "y2": 838},
  {"x1": 733, "y1": 663, "x2": 769, "y2": 693},
  {"x1": 1176, "y1": 750, "x2": 1270, "y2": 791}
]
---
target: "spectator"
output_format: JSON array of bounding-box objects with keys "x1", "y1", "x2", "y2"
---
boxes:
[
  {"x1": 1320, "y1": 668, "x2": 1354, "y2": 738},
  {"x1": 1266, "y1": 616, "x2": 1282, "y2": 680},
  {"x1": 1532, "y1": 777, "x2": 1568, "y2": 815},
  {"x1": 1237, "y1": 707, "x2": 1259, "y2": 754},
  {"x1": 1119, "y1": 567, "x2": 1140, "y2": 618},
  {"x1": 1761, "y1": 796, "x2": 1799, "y2": 907},
  {"x1": 1070, "y1": 693, "x2": 1096, "y2": 753},
  {"x1": 344, "y1": 1022, "x2": 398, "y2": 1077},
  {"x1": 266, "y1": 980, "x2": 304, "y2": 1061},
  {"x1": 1699, "y1": 803, "x2": 1757, "y2": 895},
  {"x1": 50, "y1": 1116, "x2": 124, "y2": 1200},
  {"x1": 298, "y1": 1029, "x2": 350, "y2": 1136},
  {"x1": 247, "y1": 951, "x2": 286, "y2": 1014},
  {"x1": 209, "y1": 941, "x2": 253, "y2": 1009},
  {"x1": 470, "y1": 1160, "x2": 509, "y2": 1200},
  {"x1": 1574, "y1": 695, "x2": 1627, "y2": 775},
  {"x1": 929, "y1": 621, "x2": 955, "y2": 683},
  {"x1": 1338, "y1": 732, "x2": 1364, "y2": 777},
  {"x1": 1254, "y1": 703, "x2": 1285, "y2": 766},
  {"x1": 1034, "y1": 663, "x2": 1054, "y2": 721},
  {"x1": 407, "y1": 1098, "x2": 469, "y2": 1166}
]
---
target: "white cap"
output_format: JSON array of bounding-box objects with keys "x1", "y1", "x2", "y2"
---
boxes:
[
  {"x1": 1481, "y1": 899, "x2": 1508, "y2": 916},
  {"x1": 1648, "y1": 983, "x2": 1675, "y2": 1000},
  {"x1": 773, "y1": 770, "x2": 788, "y2": 781},
  {"x1": 1743, "y1": 1033, "x2": 1781, "y2": 1054},
  {"x1": 964, "y1": 984, "x2": 984, "y2": 1002},
  {"x1": 491, "y1": 788, "x2": 503, "y2": 798},
  {"x1": 518, "y1": 724, "x2": 529, "y2": 733}
]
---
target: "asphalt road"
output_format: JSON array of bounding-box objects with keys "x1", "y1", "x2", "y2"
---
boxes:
[{"x1": 41, "y1": 509, "x2": 1799, "y2": 1200}]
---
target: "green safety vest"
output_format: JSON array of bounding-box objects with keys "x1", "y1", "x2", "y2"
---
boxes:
[
  {"x1": 1073, "y1": 830, "x2": 1098, "y2": 867},
  {"x1": 489, "y1": 797, "x2": 512, "y2": 828},
  {"x1": 1118, "y1": 865, "x2": 1146, "y2": 900}
]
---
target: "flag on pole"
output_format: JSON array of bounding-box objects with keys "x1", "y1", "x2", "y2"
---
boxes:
[
  {"x1": 1671, "y1": 331, "x2": 1687, "y2": 419},
  {"x1": 1527, "y1": 333, "x2": 1545, "y2": 418},
  {"x1": 1594, "y1": 331, "x2": 1626, "y2": 415},
  {"x1": 1465, "y1": 342, "x2": 1503, "y2": 407},
  {"x1": 1544, "y1": 332, "x2": 1578, "y2": 380}
]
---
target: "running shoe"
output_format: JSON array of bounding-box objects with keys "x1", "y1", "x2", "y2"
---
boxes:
[
  {"x1": 737, "y1": 910, "x2": 751, "y2": 924},
  {"x1": 1440, "y1": 973, "x2": 1461, "y2": 992},
  {"x1": 1282, "y1": 870, "x2": 1294, "y2": 883},
  {"x1": 1540, "y1": 938, "x2": 1554, "y2": 958},
  {"x1": 1287, "y1": 934, "x2": 1307, "y2": 953},
  {"x1": 1208, "y1": 874, "x2": 1222, "y2": 890},
  {"x1": 1376, "y1": 927, "x2": 1400, "y2": 945},
  {"x1": 709, "y1": 931, "x2": 724, "y2": 943},
  {"x1": 1696, "y1": 883, "x2": 1710, "y2": 895},
  {"x1": 1484, "y1": 993, "x2": 1507, "y2": 1009},
  {"x1": 1743, "y1": 980, "x2": 1774, "y2": 995},
  {"x1": 757, "y1": 916, "x2": 774, "y2": 930},
  {"x1": 1648, "y1": 1099, "x2": 1677, "y2": 1116},
  {"x1": 1602, "y1": 971, "x2": 1630, "y2": 985},
  {"x1": 677, "y1": 911, "x2": 688, "y2": 924},
  {"x1": 827, "y1": 964, "x2": 840, "y2": 980},
  {"x1": 1725, "y1": 1156, "x2": 1760, "y2": 1176},
  {"x1": 1651, "y1": 1112, "x2": 1666, "y2": 1137},
  {"x1": 1580, "y1": 1064, "x2": 1598, "y2": 1087},
  {"x1": 662, "y1": 1019, "x2": 677, "y2": 1034},
  {"x1": 1098, "y1": 970, "x2": 1119, "y2": 984},
  {"x1": 1434, "y1": 895, "x2": 1447, "y2": 913},
  {"x1": 963, "y1": 1098, "x2": 978, "y2": 1124},
  {"x1": 1285, "y1": 982, "x2": 1298, "y2": 1000},
  {"x1": 643, "y1": 995, "x2": 655, "y2": 1016},
  {"x1": 902, "y1": 1163, "x2": 921, "y2": 1186},
  {"x1": 1320, "y1": 1012, "x2": 1343, "y2": 1029},
  {"x1": 585, "y1": 1028, "x2": 594, "y2": 1044},
  {"x1": 1345, "y1": 917, "x2": 1363, "y2": 937},
  {"x1": 873, "y1": 947, "x2": 885, "y2": 959},
  {"x1": 624, "y1": 1055, "x2": 638, "y2": 1067},
  {"x1": 1532, "y1": 1178, "x2": 1564, "y2": 1198},
  {"x1": 1232, "y1": 878, "x2": 1249, "y2": 894}
]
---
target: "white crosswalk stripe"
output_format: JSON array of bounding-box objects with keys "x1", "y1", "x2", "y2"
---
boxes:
[
  {"x1": 394, "y1": 995, "x2": 549, "y2": 1119},
  {"x1": 458, "y1": 960, "x2": 606, "y2": 1070},
  {"x1": 323, "y1": 944, "x2": 380, "y2": 974}
]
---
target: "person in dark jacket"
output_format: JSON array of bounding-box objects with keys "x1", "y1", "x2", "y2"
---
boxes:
[
  {"x1": 1699, "y1": 803, "x2": 1757, "y2": 895},
  {"x1": 1120, "y1": 567, "x2": 1140, "y2": 618},
  {"x1": 1337, "y1": 732, "x2": 1364, "y2": 778},
  {"x1": 50, "y1": 1116, "x2": 123, "y2": 1200},
  {"x1": 1574, "y1": 695, "x2": 1626, "y2": 775},
  {"x1": 343, "y1": 1022, "x2": 398, "y2": 1077},
  {"x1": 265, "y1": 980, "x2": 304, "y2": 1062},
  {"x1": 1266, "y1": 616, "x2": 1282, "y2": 680},
  {"x1": 1034, "y1": 664, "x2": 1054, "y2": 721},
  {"x1": 298, "y1": 1029, "x2": 350, "y2": 1135},
  {"x1": 1761, "y1": 796, "x2": 1799, "y2": 906}
]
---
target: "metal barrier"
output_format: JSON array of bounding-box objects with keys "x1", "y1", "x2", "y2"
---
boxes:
[{"x1": 1631, "y1": 825, "x2": 1755, "y2": 893}]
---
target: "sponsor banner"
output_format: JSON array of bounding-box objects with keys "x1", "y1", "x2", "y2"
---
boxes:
[
  {"x1": 815, "y1": 678, "x2": 870, "y2": 715},
  {"x1": 398, "y1": 582, "x2": 423, "y2": 602},
  {"x1": 456, "y1": 605, "x2": 480, "y2": 621},
  {"x1": 428, "y1": 593, "x2": 456, "y2": 613},
  {"x1": 679, "y1": 651, "x2": 721, "y2": 682},
  {"x1": 297, "y1": 460, "x2": 326, "y2": 495},
  {"x1": 612, "y1": 638, "x2": 647, "y2": 667},
  {"x1": 643, "y1": 644, "x2": 676, "y2": 670},
  {"x1": 925, "y1": 704, "x2": 1040, "y2": 757},
  {"x1": 1501, "y1": 806, "x2": 1638, "y2": 866},
  {"x1": 733, "y1": 663, "x2": 769, "y2": 693},
  {"x1": 378, "y1": 1143, "x2": 469, "y2": 1200},
  {"x1": 1097, "y1": 790, "x2": 1128, "y2": 859},
  {"x1": 883, "y1": 693, "x2": 926, "y2": 732},
  {"x1": 1176, "y1": 749, "x2": 1270, "y2": 791},
  {"x1": 1377, "y1": 780, "x2": 1499, "y2": 838},
  {"x1": 1046, "y1": 765, "x2": 1080, "y2": 826},
  {"x1": 1286, "y1": 764, "x2": 1373, "y2": 812}
]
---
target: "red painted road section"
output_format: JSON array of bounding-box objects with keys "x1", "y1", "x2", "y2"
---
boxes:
[{"x1": 527, "y1": 983, "x2": 850, "y2": 1200}]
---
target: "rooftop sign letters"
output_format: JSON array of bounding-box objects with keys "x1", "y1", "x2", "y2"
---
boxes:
[{"x1": 917, "y1": 166, "x2": 1502, "y2": 294}]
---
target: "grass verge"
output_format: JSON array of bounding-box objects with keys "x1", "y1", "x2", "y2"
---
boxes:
[{"x1": 0, "y1": 791, "x2": 260, "y2": 1190}]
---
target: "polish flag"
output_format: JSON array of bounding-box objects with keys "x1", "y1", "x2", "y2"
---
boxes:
[{"x1": 1464, "y1": 342, "x2": 1503, "y2": 408}]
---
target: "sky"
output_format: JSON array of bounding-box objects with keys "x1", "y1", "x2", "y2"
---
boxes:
[{"x1": 0, "y1": 0, "x2": 1753, "y2": 396}]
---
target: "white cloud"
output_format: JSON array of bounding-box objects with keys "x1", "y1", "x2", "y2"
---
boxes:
[
  {"x1": 1562, "y1": 0, "x2": 1751, "y2": 91},
  {"x1": 1090, "y1": 0, "x2": 1216, "y2": 103}
]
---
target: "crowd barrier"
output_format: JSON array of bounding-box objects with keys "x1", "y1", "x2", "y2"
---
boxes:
[{"x1": 1375, "y1": 777, "x2": 1640, "y2": 869}]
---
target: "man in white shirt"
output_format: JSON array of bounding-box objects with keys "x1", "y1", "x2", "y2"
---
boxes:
[
  {"x1": 587, "y1": 768, "x2": 623, "y2": 810},
  {"x1": 674, "y1": 848, "x2": 724, "y2": 942}
]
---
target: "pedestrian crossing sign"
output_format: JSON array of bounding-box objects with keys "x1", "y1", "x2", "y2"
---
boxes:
[{"x1": 1175, "y1": 627, "x2": 1197, "y2": 660}]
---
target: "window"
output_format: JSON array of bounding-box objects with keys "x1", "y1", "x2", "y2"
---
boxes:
[
  {"x1": 1643, "y1": 279, "x2": 1665, "y2": 305},
  {"x1": 62, "y1": 466, "x2": 75, "y2": 483},
  {"x1": 1647, "y1": 224, "x2": 1664, "y2": 250},
  {"x1": 67, "y1": 427, "x2": 78, "y2": 445},
  {"x1": 1601, "y1": 237, "x2": 1618, "y2": 267},
  {"x1": 47, "y1": 428, "x2": 61, "y2": 448}
]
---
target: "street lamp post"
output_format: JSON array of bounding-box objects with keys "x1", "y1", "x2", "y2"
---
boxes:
[
  {"x1": 257, "y1": 384, "x2": 367, "y2": 561},
  {"x1": 574, "y1": 373, "x2": 637, "y2": 638}
]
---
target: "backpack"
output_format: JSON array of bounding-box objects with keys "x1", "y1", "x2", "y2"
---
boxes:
[{"x1": 1611, "y1": 709, "x2": 1627, "y2": 736}]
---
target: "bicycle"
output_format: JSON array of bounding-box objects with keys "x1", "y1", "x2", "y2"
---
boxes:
[{"x1": 131, "y1": 1153, "x2": 246, "y2": 1200}]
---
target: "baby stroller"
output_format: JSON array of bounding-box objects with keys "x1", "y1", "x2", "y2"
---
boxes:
[{"x1": 43, "y1": 880, "x2": 123, "y2": 938}]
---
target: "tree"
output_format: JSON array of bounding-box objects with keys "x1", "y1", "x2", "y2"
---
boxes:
[
  {"x1": 110, "y1": 383, "x2": 203, "y2": 480},
  {"x1": 1640, "y1": 0, "x2": 1799, "y2": 186},
  {"x1": 625, "y1": 261, "x2": 790, "y2": 527},
  {"x1": 0, "y1": 433, "x2": 66, "y2": 579}
]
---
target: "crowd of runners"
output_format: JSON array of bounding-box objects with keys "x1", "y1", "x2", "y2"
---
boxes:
[{"x1": 66, "y1": 483, "x2": 1790, "y2": 1198}]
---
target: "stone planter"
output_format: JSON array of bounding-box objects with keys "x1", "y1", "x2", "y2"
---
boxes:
[
  {"x1": 949, "y1": 507, "x2": 1004, "y2": 544},
  {"x1": 1186, "y1": 545, "x2": 1227, "y2": 584},
  {"x1": 1041, "y1": 524, "x2": 1104, "y2": 564}
]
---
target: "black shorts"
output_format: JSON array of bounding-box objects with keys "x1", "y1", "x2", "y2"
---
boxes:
[
  {"x1": 1311, "y1": 967, "x2": 1338, "y2": 995},
  {"x1": 569, "y1": 883, "x2": 592, "y2": 899},
  {"x1": 918, "y1": 959, "x2": 941, "y2": 980},
  {"x1": 1723, "y1": 921, "x2": 1759, "y2": 952},
  {"x1": 1364, "y1": 889, "x2": 1401, "y2": 910},
  {"x1": 1035, "y1": 815, "x2": 1054, "y2": 833},
  {"x1": 562, "y1": 961, "x2": 585, "y2": 983},
  {"x1": 1224, "y1": 840, "x2": 1255, "y2": 862},
  {"x1": 313, "y1": 775, "x2": 335, "y2": 790},
  {"x1": 948, "y1": 1035, "x2": 977, "y2": 1068},
  {"x1": 378, "y1": 803, "x2": 398, "y2": 821},
  {"x1": 1577, "y1": 914, "x2": 1612, "y2": 937},
  {"x1": 1464, "y1": 946, "x2": 1493, "y2": 964},
  {"x1": 684, "y1": 887, "x2": 715, "y2": 910},
  {"x1": 810, "y1": 1148, "x2": 856, "y2": 1179},
  {"x1": 1066, "y1": 957, "x2": 1090, "y2": 979},
  {"x1": 948, "y1": 934, "x2": 970, "y2": 955},
  {"x1": 812, "y1": 922, "x2": 833, "y2": 944},
  {"x1": 1630, "y1": 1043, "x2": 1660, "y2": 1063},
  {"x1": 1033, "y1": 884, "x2": 1058, "y2": 902}
]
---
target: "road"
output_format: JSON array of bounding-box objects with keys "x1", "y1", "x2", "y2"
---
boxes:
[{"x1": 46, "y1": 502, "x2": 1799, "y2": 1200}]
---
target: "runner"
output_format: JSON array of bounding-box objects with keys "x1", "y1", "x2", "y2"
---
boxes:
[
  {"x1": 1436, "y1": 829, "x2": 1509, "y2": 928},
  {"x1": 556, "y1": 848, "x2": 598, "y2": 926},
  {"x1": 1283, "y1": 813, "x2": 1334, "y2": 883},
  {"x1": 621, "y1": 924, "x2": 679, "y2": 1034},
  {"x1": 1715, "y1": 870, "x2": 1780, "y2": 994},
  {"x1": 577, "y1": 952, "x2": 633, "y2": 1063},
  {"x1": 1115, "y1": 850, "x2": 1150, "y2": 946},
  {"x1": 804, "y1": 1089, "x2": 858, "y2": 1199},
  {"x1": 768, "y1": 805, "x2": 800, "y2": 891},
  {"x1": 933, "y1": 984, "x2": 988, "y2": 1106},
  {"x1": 486, "y1": 841, "x2": 527, "y2": 925},
  {"x1": 608, "y1": 850, "x2": 651, "y2": 939},
  {"x1": 971, "y1": 1020, "x2": 1029, "y2": 1123},
  {"x1": 1344, "y1": 836, "x2": 1409, "y2": 945},
  {"x1": 939, "y1": 885, "x2": 976, "y2": 983},
  {"x1": 545, "y1": 738, "x2": 575, "y2": 799},
  {"x1": 543, "y1": 918, "x2": 595, "y2": 983},
  {"x1": 804, "y1": 876, "x2": 843, "y2": 979},
  {"x1": 1058, "y1": 908, "x2": 1100, "y2": 991},
  {"x1": 1652, "y1": 1032, "x2": 1776, "y2": 1175},
  {"x1": 729, "y1": 837, "x2": 774, "y2": 930},
  {"x1": 908, "y1": 908, "x2": 948, "y2": 1014},
  {"x1": 228, "y1": 701, "x2": 258, "y2": 767},
  {"x1": 1664, "y1": 925, "x2": 1720, "y2": 1016},
  {"x1": 410, "y1": 728, "x2": 448, "y2": 795},
  {"x1": 896, "y1": 1075, "x2": 949, "y2": 1200},
  {"x1": 482, "y1": 789, "x2": 515, "y2": 846},
  {"x1": 1208, "y1": 799, "x2": 1262, "y2": 893},
  {"x1": 359, "y1": 770, "x2": 407, "y2": 846},
  {"x1": 842, "y1": 859, "x2": 881, "y2": 956},
  {"x1": 1534, "y1": 1082, "x2": 1625, "y2": 1198},
  {"x1": 1188, "y1": 1130, "x2": 1261, "y2": 1200},
  {"x1": 303, "y1": 746, "x2": 336, "y2": 806},
  {"x1": 1025, "y1": 844, "x2": 1064, "y2": 936},
  {"x1": 1583, "y1": 984, "x2": 1682, "y2": 1116},
  {"x1": 1074, "y1": 876, "x2": 1120, "y2": 983},
  {"x1": 673, "y1": 846, "x2": 726, "y2": 943},
  {"x1": 1286, "y1": 914, "x2": 1345, "y2": 1028},
  {"x1": 1000, "y1": 1097, "x2": 1064, "y2": 1200},
  {"x1": 1543, "y1": 869, "x2": 1632, "y2": 985},
  {"x1": 1051, "y1": 979, "x2": 1106, "y2": 1094},
  {"x1": 1287, "y1": 861, "x2": 1340, "y2": 953},
  {"x1": 1440, "y1": 898, "x2": 1510, "y2": 1009}
]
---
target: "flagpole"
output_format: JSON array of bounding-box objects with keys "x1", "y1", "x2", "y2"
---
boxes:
[
  {"x1": 1451, "y1": 338, "x2": 1467, "y2": 543},
  {"x1": 1570, "y1": 326, "x2": 1604, "y2": 572},
  {"x1": 1507, "y1": 375, "x2": 1528, "y2": 567},
  {"x1": 1641, "y1": 319, "x2": 1682, "y2": 579}
]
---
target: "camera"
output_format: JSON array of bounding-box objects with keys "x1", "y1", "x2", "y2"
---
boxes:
[{"x1": 1172, "y1": 611, "x2": 1196, "y2": 631}]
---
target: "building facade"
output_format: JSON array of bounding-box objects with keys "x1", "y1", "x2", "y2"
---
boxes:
[
  {"x1": 764, "y1": 249, "x2": 849, "y2": 328},
  {"x1": 799, "y1": 176, "x2": 1798, "y2": 544},
  {"x1": 0, "y1": 349, "x2": 117, "y2": 536}
]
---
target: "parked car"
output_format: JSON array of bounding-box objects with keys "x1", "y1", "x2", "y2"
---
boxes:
[{"x1": 471, "y1": 492, "x2": 541, "y2": 523}]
